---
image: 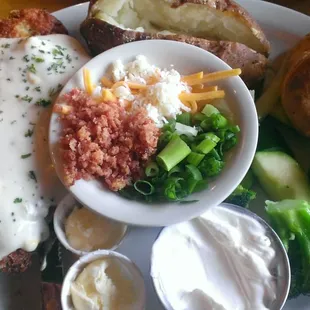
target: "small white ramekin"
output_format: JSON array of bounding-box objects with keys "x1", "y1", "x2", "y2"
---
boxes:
[
  {"x1": 54, "y1": 194, "x2": 128, "y2": 257},
  {"x1": 61, "y1": 249, "x2": 146, "y2": 310}
]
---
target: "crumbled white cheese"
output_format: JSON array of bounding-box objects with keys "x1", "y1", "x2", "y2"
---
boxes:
[
  {"x1": 111, "y1": 55, "x2": 191, "y2": 127},
  {"x1": 114, "y1": 85, "x2": 135, "y2": 101},
  {"x1": 112, "y1": 59, "x2": 126, "y2": 81}
]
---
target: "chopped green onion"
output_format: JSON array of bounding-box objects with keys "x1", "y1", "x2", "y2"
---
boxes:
[
  {"x1": 157, "y1": 135, "x2": 191, "y2": 171},
  {"x1": 210, "y1": 113, "x2": 228, "y2": 129},
  {"x1": 199, "y1": 157, "x2": 224, "y2": 177},
  {"x1": 200, "y1": 118, "x2": 212, "y2": 131},
  {"x1": 185, "y1": 164, "x2": 202, "y2": 180},
  {"x1": 230, "y1": 125, "x2": 240, "y2": 133},
  {"x1": 196, "y1": 139, "x2": 217, "y2": 154},
  {"x1": 158, "y1": 131, "x2": 174, "y2": 149},
  {"x1": 187, "y1": 152, "x2": 205, "y2": 166},
  {"x1": 162, "y1": 119, "x2": 176, "y2": 132},
  {"x1": 176, "y1": 112, "x2": 191, "y2": 126},
  {"x1": 175, "y1": 123, "x2": 198, "y2": 136},
  {"x1": 193, "y1": 113, "x2": 206, "y2": 122},
  {"x1": 163, "y1": 177, "x2": 186, "y2": 201},
  {"x1": 196, "y1": 132, "x2": 220, "y2": 143},
  {"x1": 195, "y1": 133, "x2": 220, "y2": 155},
  {"x1": 168, "y1": 166, "x2": 182, "y2": 177},
  {"x1": 223, "y1": 136, "x2": 237, "y2": 151},
  {"x1": 202, "y1": 104, "x2": 220, "y2": 116},
  {"x1": 209, "y1": 148, "x2": 221, "y2": 160},
  {"x1": 145, "y1": 162, "x2": 159, "y2": 177},
  {"x1": 134, "y1": 180, "x2": 155, "y2": 196},
  {"x1": 187, "y1": 178, "x2": 199, "y2": 194}
]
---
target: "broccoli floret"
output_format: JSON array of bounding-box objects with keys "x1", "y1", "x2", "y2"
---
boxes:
[
  {"x1": 225, "y1": 185, "x2": 256, "y2": 208},
  {"x1": 266, "y1": 199, "x2": 310, "y2": 298}
]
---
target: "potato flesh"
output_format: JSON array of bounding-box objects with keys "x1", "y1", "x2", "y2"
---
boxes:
[{"x1": 92, "y1": 0, "x2": 264, "y2": 53}]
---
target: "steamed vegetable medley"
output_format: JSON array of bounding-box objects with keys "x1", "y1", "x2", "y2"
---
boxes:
[{"x1": 121, "y1": 104, "x2": 239, "y2": 202}]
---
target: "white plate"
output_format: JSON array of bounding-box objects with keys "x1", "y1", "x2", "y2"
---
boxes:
[{"x1": 53, "y1": 1, "x2": 310, "y2": 309}]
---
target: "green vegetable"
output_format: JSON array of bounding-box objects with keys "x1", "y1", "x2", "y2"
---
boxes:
[
  {"x1": 168, "y1": 166, "x2": 182, "y2": 177},
  {"x1": 163, "y1": 177, "x2": 186, "y2": 201},
  {"x1": 185, "y1": 164, "x2": 202, "y2": 181},
  {"x1": 210, "y1": 113, "x2": 228, "y2": 130},
  {"x1": 176, "y1": 112, "x2": 191, "y2": 126},
  {"x1": 193, "y1": 113, "x2": 205, "y2": 122},
  {"x1": 199, "y1": 157, "x2": 224, "y2": 177},
  {"x1": 266, "y1": 199, "x2": 310, "y2": 298},
  {"x1": 225, "y1": 185, "x2": 256, "y2": 208},
  {"x1": 196, "y1": 133, "x2": 220, "y2": 154},
  {"x1": 201, "y1": 104, "x2": 220, "y2": 116},
  {"x1": 252, "y1": 151, "x2": 310, "y2": 201},
  {"x1": 134, "y1": 180, "x2": 155, "y2": 195},
  {"x1": 157, "y1": 135, "x2": 191, "y2": 171},
  {"x1": 196, "y1": 139, "x2": 217, "y2": 155},
  {"x1": 145, "y1": 162, "x2": 159, "y2": 177},
  {"x1": 187, "y1": 152, "x2": 205, "y2": 166}
]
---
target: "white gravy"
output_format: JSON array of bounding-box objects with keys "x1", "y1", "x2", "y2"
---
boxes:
[{"x1": 0, "y1": 35, "x2": 90, "y2": 259}]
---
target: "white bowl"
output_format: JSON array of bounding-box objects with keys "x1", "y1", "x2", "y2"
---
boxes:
[
  {"x1": 49, "y1": 40, "x2": 258, "y2": 226},
  {"x1": 61, "y1": 250, "x2": 146, "y2": 310},
  {"x1": 54, "y1": 194, "x2": 128, "y2": 256},
  {"x1": 150, "y1": 203, "x2": 290, "y2": 310}
]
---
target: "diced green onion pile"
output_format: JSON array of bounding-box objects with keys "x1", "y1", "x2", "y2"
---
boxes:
[{"x1": 120, "y1": 105, "x2": 240, "y2": 202}]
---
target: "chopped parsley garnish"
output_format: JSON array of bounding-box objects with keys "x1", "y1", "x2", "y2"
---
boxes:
[
  {"x1": 52, "y1": 48, "x2": 64, "y2": 57},
  {"x1": 28, "y1": 171, "x2": 37, "y2": 182},
  {"x1": 66, "y1": 54, "x2": 72, "y2": 63},
  {"x1": 21, "y1": 95, "x2": 33, "y2": 103},
  {"x1": 14, "y1": 198, "x2": 22, "y2": 203},
  {"x1": 24, "y1": 129, "x2": 34, "y2": 137},
  {"x1": 31, "y1": 55, "x2": 44, "y2": 63},
  {"x1": 21, "y1": 153, "x2": 32, "y2": 159},
  {"x1": 34, "y1": 86, "x2": 41, "y2": 92},
  {"x1": 1, "y1": 43, "x2": 10, "y2": 48},
  {"x1": 10, "y1": 120, "x2": 16, "y2": 125},
  {"x1": 23, "y1": 55, "x2": 30, "y2": 62},
  {"x1": 27, "y1": 64, "x2": 36, "y2": 74},
  {"x1": 39, "y1": 49, "x2": 45, "y2": 54},
  {"x1": 0, "y1": 110, "x2": 3, "y2": 114},
  {"x1": 15, "y1": 95, "x2": 20, "y2": 98},
  {"x1": 25, "y1": 86, "x2": 30, "y2": 91},
  {"x1": 36, "y1": 98, "x2": 51, "y2": 107},
  {"x1": 6, "y1": 78, "x2": 11, "y2": 82},
  {"x1": 9, "y1": 56, "x2": 15, "y2": 60},
  {"x1": 42, "y1": 41, "x2": 46, "y2": 46},
  {"x1": 22, "y1": 79, "x2": 27, "y2": 83},
  {"x1": 31, "y1": 45, "x2": 36, "y2": 49}
]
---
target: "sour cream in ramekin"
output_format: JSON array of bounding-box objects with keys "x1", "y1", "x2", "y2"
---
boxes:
[{"x1": 151, "y1": 203, "x2": 290, "y2": 310}]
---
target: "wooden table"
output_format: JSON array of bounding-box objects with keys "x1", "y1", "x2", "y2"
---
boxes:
[{"x1": 0, "y1": 0, "x2": 309, "y2": 17}]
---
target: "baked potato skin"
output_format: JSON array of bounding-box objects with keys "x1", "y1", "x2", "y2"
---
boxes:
[
  {"x1": 81, "y1": 18, "x2": 267, "y2": 89},
  {"x1": 282, "y1": 54, "x2": 310, "y2": 137}
]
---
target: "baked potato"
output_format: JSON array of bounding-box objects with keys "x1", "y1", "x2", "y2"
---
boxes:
[
  {"x1": 81, "y1": 0, "x2": 270, "y2": 89},
  {"x1": 282, "y1": 53, "x2": 310, "y2": 137}
]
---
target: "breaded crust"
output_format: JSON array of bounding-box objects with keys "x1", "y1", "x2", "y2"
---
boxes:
[
  {"x1": 0, "y1": 9, "x2": 68, "y2": 38},
  {"x1": 0, "y1": 249, "x2": 32, "y2": 273}
]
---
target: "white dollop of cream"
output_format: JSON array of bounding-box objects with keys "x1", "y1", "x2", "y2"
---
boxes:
[
  {"x1": 65, "y1": 207, "x2": 127, "y2": 252},
  {"x1": 70, "y1": 258, "x2": 138, "y2": 310},
  {"x1": 0, "y1": 34, "x2": 90, "y2": 259},
  {"x1": 151, "y1": 206, "x2": 277, "y2": 310}
]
